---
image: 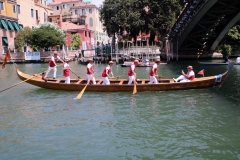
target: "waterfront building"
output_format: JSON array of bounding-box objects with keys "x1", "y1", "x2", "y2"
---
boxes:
[
  {"x1": 58, "y1": 20, "x2": 94, "y2": 51},
  {"x1": 47, "y1": 0, "x2": 109, "y2": 50},
  {"x1": 0, "y1": 0, "x2": 53, "y2": 54},
  {"x1": 0, "y1": 0, "x2": 21, "y2": 54},
  {"x1": 17, "y1": 0, "x2": 53, "y2": 29}
]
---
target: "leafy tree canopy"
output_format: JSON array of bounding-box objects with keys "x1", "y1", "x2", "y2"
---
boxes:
[
  {"x1": 100, "y1": 0, "x2": 181, "y2": 43},
  {"x1": 15, "y1": 27, "x2": 32, "y2": 52},
  {"x1": 71, "y1": 33, "x2": 81, "y2": 50},
  {"x1": 218, "y1": 25, "x2": 240, "y2": 55},
  {"x1": 29, "y1": 22, "x2": 66, "y2": 49}
]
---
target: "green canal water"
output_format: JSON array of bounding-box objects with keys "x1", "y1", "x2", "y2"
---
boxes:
[{"x1": 0, "y1": 60, "x2": 240, "y2": 159}]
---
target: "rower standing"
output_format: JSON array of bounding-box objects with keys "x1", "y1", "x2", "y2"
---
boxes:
[
  {"x1": 148, "y1": 59, "x2": 161, "y2": 84},
  {"x1": 87, "y1": 59, "x2": 96, "y2": 84},
  {"x1": 44, "y1": 51, "x2": 64, "y2": 79},
  {"x1": 101, "y1": 61, "x2": 114, "y2": 85},
  {"x1": 128, "y1": 60, "x2": 139, "y2": 84},
  {"x1": 63, "y1": 58, "x2": 71, "y2": 84}
]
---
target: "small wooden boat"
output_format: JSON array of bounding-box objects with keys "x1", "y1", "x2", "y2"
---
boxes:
[
  {"x1": 14, "y1": 63, "x2": 234, "y2": 92},
  {"x1": 200, "y1": 62, "x2": 238, "y2": 66},
  {"x1": 78, "y1": 57, "x2": 90, "y2": 65}
]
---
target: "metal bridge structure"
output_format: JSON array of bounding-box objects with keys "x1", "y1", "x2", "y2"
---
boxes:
[{"x1": 168, "y1": 0, "x2": 240, "y2": 59}]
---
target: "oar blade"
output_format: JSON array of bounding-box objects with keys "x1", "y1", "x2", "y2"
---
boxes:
[
  {"x1": 75, "y1": 84, "x2": 88, "y2": 99},
  {"x1": 133, "y1": 83, "x2": 137, "y2": 94}
]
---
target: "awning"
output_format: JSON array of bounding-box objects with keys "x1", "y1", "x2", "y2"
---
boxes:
[
  {"x1": 2, "y1": 37, "x2": 8, "y2": 44},
  {"x1": 13, "y1": 22, "x2": 20, "y2": 31},
  {"x1": 0, "y1": 19, "x2": 8, "y2": 30},
  {"x1": 7, "y1": 21, "x2": 14, "y2": 30},
  {"x1": 19, "y1": 25, "x2": 23, "y2": 30}
]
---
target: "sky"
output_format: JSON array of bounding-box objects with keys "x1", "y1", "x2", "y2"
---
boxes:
[{"x1": 46, "y1": 0, "x2": 104, "y2": 7}]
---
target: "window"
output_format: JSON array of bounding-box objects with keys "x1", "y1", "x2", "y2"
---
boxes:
[
  {"x1": 2, "y1": 37, "x2": 8, "y2": 46},
  {"x1": 75, "y1": 9, "x2": 78, "y2": 14},
  {"x1": 31, "y1": 9, "x2": 34, "y2": 17},
  {"x1": 49, "y1": 18, "x2": 52, "y2": 22},
  {"x1": 89, "y1": 17, "x2": 93, "y2": 26},
  {"x1": 17, "y1": 5, "x2": 20, "y2": 14},
  {"x1": 41, "y1": 0, "x2": 42, "y2": 4},
  {"x1": 44, "y1": 12, "x2": 46, "y2": 22},
  {"x1": 82, "y1": 9, "x2": 86, "y2": 15},
  {"x1": 57, "y1": 6, "x2": 59, "y2": 10},
  {"x1": 85, "y1": 31, "x2": 87, "y2": 37},
  {"x1": 0, "y1": 1, "x2": 4, "y2": 10},
  {"x1": 12, "y1": 5, "x2": 16, "y2": 13},
  {"x1": 89, "y1": 31, "x2": 91, "y2": 38},
  {"x1": 89, "y1": 8, "x2": 92, "y2": 13},
  {"x1": 62, "y1": 4, "x2": 65, "y2": 9},
  {"x1": 36, "y1": 10, "x2": 38, "y2": 20}
]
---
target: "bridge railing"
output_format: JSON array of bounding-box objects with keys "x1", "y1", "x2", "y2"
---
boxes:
[{"x1": 169, "y1": 0, "x2": 208, "y2": 41}]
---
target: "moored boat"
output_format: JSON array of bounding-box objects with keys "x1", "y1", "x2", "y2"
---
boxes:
[
  {"x1": 14, "y1": 62, "x2": 234, "y2": 92},
  {"x1": 200, "y1": 62, "x2": 238, "y2": 66},
  {"x1": 121, "y1": 62, "x2": 167, "y2": 67}
]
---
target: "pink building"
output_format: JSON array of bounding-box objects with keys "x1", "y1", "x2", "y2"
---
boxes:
[{"x1": 58, "y1": 21, "x2": 94, "y2": 50}]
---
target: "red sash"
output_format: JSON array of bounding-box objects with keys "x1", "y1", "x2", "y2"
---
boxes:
[
  {"x1": 63, "y1": 68, "x2": 70, "y2": 77},
  {"x1": 187, "y1": 71, "x2": 195, "y2": 80},
  {"x1": 87, "y1": 64, "x2": 94, "y2": 74},
  {"x1": 102, "y1": 66, "x2": 111, "y2": 77},
  {"x1": 149, "y1": 65, "x2": 157, "y2": 76},
  {"x1": 49, "y1": 56, "x2": 58, "y2": 67},
  {"x1": 128, "y1": 64, "x2": 135, "y2": 76}
]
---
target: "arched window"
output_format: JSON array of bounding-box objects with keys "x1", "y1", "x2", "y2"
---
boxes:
[{"x1": 89, "y1": 17, "x2": 93, "y2": 27}]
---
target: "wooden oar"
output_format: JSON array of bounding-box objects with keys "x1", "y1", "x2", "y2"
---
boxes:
[
  {"x1": 75, "y1": 82, "x2": 89, "y2": 99},
  {"x1": 133, "y1": 80, "x2": 137, "y2": 94},
  {"x1": 0, "y1": 63, "x2": 64, "y2": 93},
  {"x1": 0, "y1": 76, "x2": 34, "y2": 93},
  {"x1": 70, "y1": 69, "x2": 81, "y2": 79}
]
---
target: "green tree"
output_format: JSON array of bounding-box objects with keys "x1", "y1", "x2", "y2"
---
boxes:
[
  {"x1": 100, "y1": 0, "x2": 181, "y2": 43},
  {"x1": 15, "y1": 27, "x2": 32, "y2": 52},
  {"x1": 71, "y1": 33, "x2": 81, "y2": 50},
  {"x1": 218, "y1": 25, "x2": 240, "y2": 55},
  {"x1": 29, "y1": 22, "x2": 66, "y2": 49}
]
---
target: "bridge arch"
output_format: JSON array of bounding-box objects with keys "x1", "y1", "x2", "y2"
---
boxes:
[{"x1": 169, "y1": 0, "x2": 240, "y2": 58}]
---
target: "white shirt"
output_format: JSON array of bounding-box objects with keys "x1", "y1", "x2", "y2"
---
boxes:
[
  {"x1": 236, "y1": 57, "x2": 240, "y2": 64},
  {"x1": 51, "y1": 55, "x2": 60, "y2": 61},
  {"x1": 188, "y1": 70, "x2": 195, "y2": 77}
]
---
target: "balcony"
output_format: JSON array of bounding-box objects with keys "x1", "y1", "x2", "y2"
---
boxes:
[{"x1": 62, "y1": 17, "x2": 85, "y2": 25}]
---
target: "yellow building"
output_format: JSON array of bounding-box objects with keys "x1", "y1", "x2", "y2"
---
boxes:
[
  {"x1": 0, "y1": 0, "x2": 22, "y2": 54},
  {"x1": 0, "y1": 0, "x2": 53, "y2": 53}
]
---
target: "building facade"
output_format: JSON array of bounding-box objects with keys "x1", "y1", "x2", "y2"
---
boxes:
[
  {"x1": 17, "y1": 0, "x2": 53, "y2": 30},
  {"x1": 47, "y1": 0, "x2": 109, "y2": 49},
  {"x1": 0, "y1": 0, "x2": 53, "y2": 54},
  {"x1": 0, "y1": 0, "x2": 22, "y2": 54}
]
